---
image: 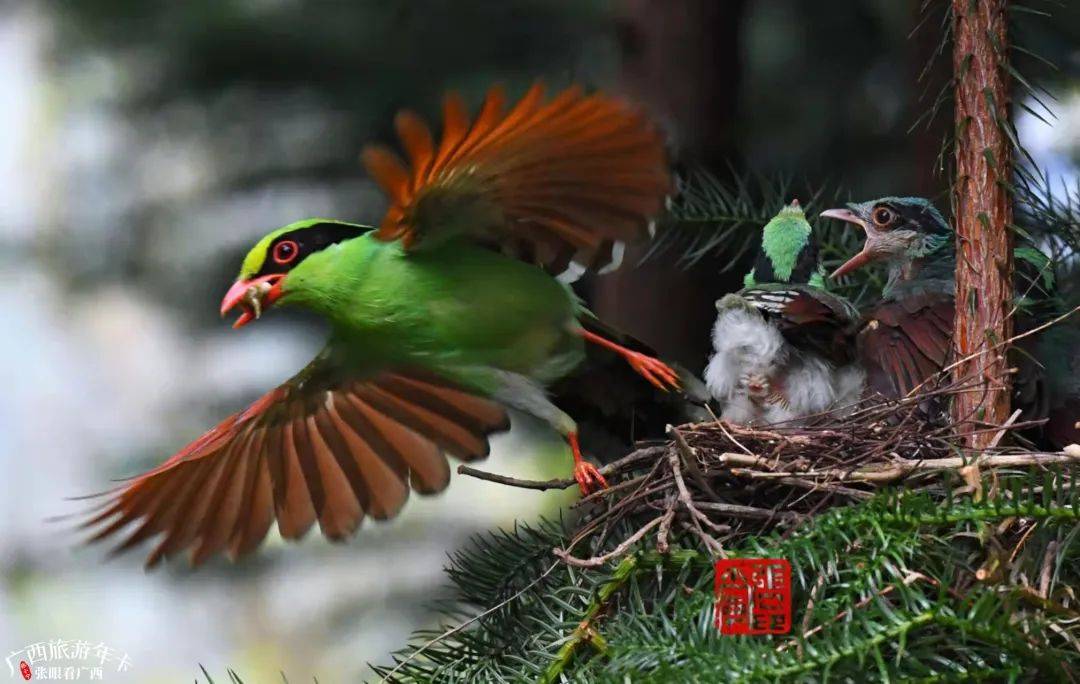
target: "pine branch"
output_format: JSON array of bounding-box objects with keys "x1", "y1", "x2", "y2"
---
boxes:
[
  {"x1": 377, "y1": 459, "x2": 1080, "y2": 681},
  {"x1": 645, "y1": 171, "x2": 878, "y2": 291},
  {"x1": 539, "y1": 554, "x2": 638, "y2": 683}
]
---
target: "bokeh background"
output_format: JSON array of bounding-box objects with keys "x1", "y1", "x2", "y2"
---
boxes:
[{"x1": 2, "y1": 1, "x2": 1079, "y2": 681}]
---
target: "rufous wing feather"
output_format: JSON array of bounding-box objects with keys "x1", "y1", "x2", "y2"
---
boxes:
[
  {"x1": 361, "y1": 82, "x2": 670, "y2": 272},
  {"x1": 79, "y1": 358, "x2": 509, "y2": 568},
  {"x1": 858, "y1": 294, "x2": 954, "y2": 398}
]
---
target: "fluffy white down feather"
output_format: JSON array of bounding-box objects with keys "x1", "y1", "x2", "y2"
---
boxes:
[{"x1": 705, "y1": 305, "x2": 864, "y2": 425}]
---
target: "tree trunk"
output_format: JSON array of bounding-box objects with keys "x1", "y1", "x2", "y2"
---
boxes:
[{"x1": 950, "y1": 0, "x2": 1014, "y2": 447}]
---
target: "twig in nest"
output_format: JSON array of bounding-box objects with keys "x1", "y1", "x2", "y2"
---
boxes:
[
  {"x1": 767, "y1": 476, "x2": 874, "y2": 501},
  {"x1": 573, "y1": 474, "x2": 648, "y2": 507},
  {"x1": 712, "y1": 414, "x2": 755, "y2": 456},
  {"x1": 844, "y1": 449, "x2": 1080, "y2": 483},
  {"x1": 457, "y1": 445, "x2": 665, "y2": 491},
  {"x1": 679, "y1": 520, "x2": 728, "y2": 553},
  {"x1": 668, "y1": 424, "x2": 721, "y2": 500},
  {"x1": 727, "y1": 449, "x2": 1080, "y2": 484},
  {"x1": 1008, "y1": 521, "x2": 1038, "y2": 565},
  {"x1": 695, "y1": 501, "x2": 804, "y2": 523},
  {"x1": 965, "y1": 409, "x2": 1023, "y2": 499},
  {"x1": 978, "y1": 410, "x2": 1026, "y2": 449},
  {"x1": 457, "y1": 465, "x2": 575, "y2": 491},
  {"x1": 656, "y1": 497, "x2": 677, "y2": 554},
  {"x1": 713, "y1": 452, "x2": 774, "y2": 468},
  {"x1": 669, "y1": 426, "x2": 728, "y2": 555},
  {"x1": 669, "y1": 428, "x2": 721, "y2": 530},
  {"x1": 554, "y1": 514, "x2": 668, "y2": 568}
]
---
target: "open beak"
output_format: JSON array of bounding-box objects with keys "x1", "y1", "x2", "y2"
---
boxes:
[
  {"x1": 830, "y1": 248, "x2": 876, "y2": 280},
  {"x1": 820, "y1": 207, "x2": 874, "y2": 279},
  {"x1": 819, "y1": 208, "x2": 861, "y2": 225},
  {"x1": 219, "y1": 274, "x2": 285, "y2": 329}
]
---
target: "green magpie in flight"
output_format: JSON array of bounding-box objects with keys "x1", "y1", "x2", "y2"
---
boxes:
[{"x1": 81, "y1": 83, "x2": 681, "y2": 567}]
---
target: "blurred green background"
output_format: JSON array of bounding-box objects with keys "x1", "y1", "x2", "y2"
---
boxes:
[{"x1": 2, "y1": 0, "x2": 1078, "y2": 680}]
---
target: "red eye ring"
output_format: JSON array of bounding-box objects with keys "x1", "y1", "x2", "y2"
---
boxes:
[{"x1": 272, "y1": 239, "x2": 299, "y2": 265}]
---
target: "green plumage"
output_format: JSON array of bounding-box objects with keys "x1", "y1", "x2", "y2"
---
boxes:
[
  {"x1": 727, "y1": 201, "x2": 860, "y2": 368},
  {"x1": 761, "y1": 204, "x2": 810, "y2": 280},
  {"x1": 762, "y1": 203, "x2": 810, "y2": 280},
  {"x1": 743, "y1": 201, "x2": 825, "y2": 289},
  {"x1": 242, "y1": 222, "x2": 585, "y2": 394},
  {"x1": 82, "y1": 84, "x2": 684, "y2": 566}
]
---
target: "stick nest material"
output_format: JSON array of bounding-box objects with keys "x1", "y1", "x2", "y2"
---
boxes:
[{"x1": 460, "y1": 370, "x2": 1080, "y2": 568}]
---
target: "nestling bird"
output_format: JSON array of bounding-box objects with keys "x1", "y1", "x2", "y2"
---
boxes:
[
  {"x1": 81, "y1": 83, "x2": 681, "y2": 567},
  {"x1": 822, "y1": 196, "x2": 1080, "y2": 448},
  {"x1": 822, "y1": 198, "x2": 954, "y2": 402},
  {"x1": 705, "y1": 200, "x2": 864, "y2": 425}
]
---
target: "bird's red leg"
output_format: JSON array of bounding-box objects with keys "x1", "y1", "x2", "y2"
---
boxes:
[
  {"x1": 568, "y1": 431, "x2": 607, "y2": 496},
  {"x1": 578, "y1": 329, "x2": 681, "y2": 392}
]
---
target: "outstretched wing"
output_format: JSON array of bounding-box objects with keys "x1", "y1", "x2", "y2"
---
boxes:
[
  {"x1": 742, "y1": 285, "x2": 860, "y2": 365},
  {"x1": 857, "y1": 293, "x2": 954, "y2": 398},
  {"x1": 361, "y1": 83, "x2": 670, "y2": 273},
  {"x1": 81, "y1": 351, "x2": 509, "y2": 568}
]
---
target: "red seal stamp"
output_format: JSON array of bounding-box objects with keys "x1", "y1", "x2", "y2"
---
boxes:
[
  {"x1": 714, "y1": 558, "x2": 792, "y2": 635},
  {"x1": 19, "y1": 660, "x2": 31, "y2": 680}
]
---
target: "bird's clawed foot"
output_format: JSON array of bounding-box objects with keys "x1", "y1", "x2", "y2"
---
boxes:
[
  {"x1": 578, "y1": 329, "x2": 681, "y2": 392},
  {"x1": 625, "y1": 351, "x2": 681, "y2": 392},
  {"x1": 568, "y1": 431, "x2": 608, "y2": 496},
  {"x1": 573, "y1": 460, "x2": 608, "y2": 496}
]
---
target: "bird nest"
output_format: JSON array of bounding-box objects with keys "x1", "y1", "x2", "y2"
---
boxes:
[{"x1": 459, "y1": 367, "x2": 1080, "y2": 568}]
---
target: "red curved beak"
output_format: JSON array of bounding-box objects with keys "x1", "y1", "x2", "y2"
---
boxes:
[{"x1": 219, "y1": 274, "x2": 285, "y2": 329}]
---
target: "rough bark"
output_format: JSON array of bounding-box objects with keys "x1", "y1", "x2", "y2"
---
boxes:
[{"x1": 950, "y1": 0, "x2": 1014, "y2": 448}]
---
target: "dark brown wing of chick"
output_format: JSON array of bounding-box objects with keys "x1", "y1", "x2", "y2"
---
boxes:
[{"x1": 857, "y1": 292, "x2": 954, "y2": 399}]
